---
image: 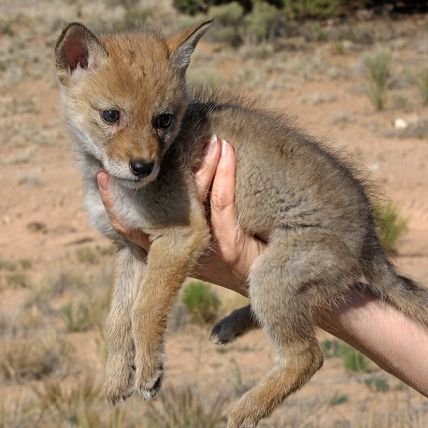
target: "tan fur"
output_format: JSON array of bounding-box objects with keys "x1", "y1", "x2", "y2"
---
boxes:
[{"x1": 55, "y1": 21, "x2": 428, "y2": 427}]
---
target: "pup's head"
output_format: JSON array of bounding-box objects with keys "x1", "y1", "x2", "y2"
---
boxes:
[{"x1": 55, "y1": 21, "x2": 211, "y2": 188}]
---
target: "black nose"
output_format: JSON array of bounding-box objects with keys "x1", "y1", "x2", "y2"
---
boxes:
[{"x1": 129, "y1": 159, "x2": 154, "y2": 178}]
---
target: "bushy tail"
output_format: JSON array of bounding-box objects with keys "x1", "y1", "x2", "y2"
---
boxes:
[{"x1": 363, "y1": 247, "x2": 428, "y2": 328}]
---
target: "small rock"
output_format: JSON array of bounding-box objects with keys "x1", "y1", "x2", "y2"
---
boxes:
[
  {"x1": 27, "y1": 221, "x2": 48, "y2": 234},
  {"x1": 394, "y1": 118, "x2": 408, "y2": 130}
]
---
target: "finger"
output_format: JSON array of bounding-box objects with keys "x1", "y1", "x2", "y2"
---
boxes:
[
  {"x1": 97, "y1": 171, "x2": 127, "y2": 235},
  {"x1": 210, "y1": 139, "x2": 240, "y2": 257},
  {"x1": 211, "y1": 139, "x2": 237, "y2": 216},
  {"x1": 97, "y1": 171, "x2": 114, "y2": 212},
  {"x1": 195, "y1": 134, "x2": 221, "y2": 202},
  {"x1": 126, "y1": 228, "x2": 151, "y2": 250},
  {"x1": 97, "y1": 171, "x2": 150, "y2": 249}
]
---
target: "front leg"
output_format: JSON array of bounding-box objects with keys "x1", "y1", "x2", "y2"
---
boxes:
[
  {"x1": 131, "y1": 211, "x2": 210, "y2": 399},
  {"x1": 104, "y1": 244, "x2": 146, "y2": 405}
]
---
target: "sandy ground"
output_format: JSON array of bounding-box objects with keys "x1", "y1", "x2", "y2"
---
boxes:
[{"x1": 0, "y1": 1, "x2": 427, "y2": 427}]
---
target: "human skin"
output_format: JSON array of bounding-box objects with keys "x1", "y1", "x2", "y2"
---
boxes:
[{"x1": 97, "y1": 136, "x2": 428, "y2": 397}]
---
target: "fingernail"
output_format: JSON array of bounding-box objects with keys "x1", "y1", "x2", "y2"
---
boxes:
[
  {"x1": 97, "y1": 172, "x2": 108, "y2": 191},
  {"x1": 208, "y1": 134, "x2": 218, "y2": 154},
  {"x1": 221, "y1": 139, "x2": 229, "y2": 154}
]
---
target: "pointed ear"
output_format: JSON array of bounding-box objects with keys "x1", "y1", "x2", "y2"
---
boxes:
[
  {"x1": 55, "y1": 22, "x2": 107, "y2": 78},
  {"x1": 166, "y1": 20, "x2": 213, "y2": 75}
]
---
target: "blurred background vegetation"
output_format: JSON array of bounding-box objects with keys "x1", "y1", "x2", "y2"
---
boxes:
[{"x1": 1, "y1": 0, "x2": 427, "y2": 426}]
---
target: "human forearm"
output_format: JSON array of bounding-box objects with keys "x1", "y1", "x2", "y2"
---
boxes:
[{"x1": 319, "y1": 288, "x2": 428, "y2": 396}]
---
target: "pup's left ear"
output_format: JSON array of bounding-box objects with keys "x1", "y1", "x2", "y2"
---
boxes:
[{"x1": 166, "y1": 20, "x2": 213, "y2": 76}]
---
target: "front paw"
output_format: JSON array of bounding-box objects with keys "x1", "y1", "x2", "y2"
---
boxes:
[
  {"x1": 226, "y1": 393, "x2": 261, "y2": 428},
  {"x1": 104, "y1": 352, "x2": 135, "y2": 405},
  {"x1": 227, "y1": 406, "x2": 258, "y2": 428},
  {"x1": 134, "y1": 357, "x2": 164, "y2": 400}
]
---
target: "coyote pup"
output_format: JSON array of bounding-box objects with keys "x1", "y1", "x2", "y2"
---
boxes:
[{"x1": 55, "y1": 21, "x2": 428, "y2": 427}]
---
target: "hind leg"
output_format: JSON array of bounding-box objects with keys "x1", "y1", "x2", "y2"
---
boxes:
[
  {"x1": 227, "y1": 231, "x2": 358, "y2": 427},
  {"x1": 210, "y1": 305, "x2": 260, "y2": 345}
]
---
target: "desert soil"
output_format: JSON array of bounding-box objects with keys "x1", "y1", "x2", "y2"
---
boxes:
[{"x1": 0, "y1": 1, "x2": 427, "y2": 427}]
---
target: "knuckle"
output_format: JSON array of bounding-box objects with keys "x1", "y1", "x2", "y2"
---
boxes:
[
  {"x1": 211, "y1": 191, "x2": 229, "y2": 211},
  {"x1": 111, "y1": 221, "x2": 126, "y2": 236}
]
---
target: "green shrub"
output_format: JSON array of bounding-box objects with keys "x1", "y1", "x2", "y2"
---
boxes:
[
  {"x1": 364, "y1": 49, "x2": 391, "y2": 111},
  {"x1": 338, "y1": 343, "x2": 370, "y2": 372},
  {"x1": 365, "y1": 376, "x2": 390, "y2": 392},
  {"x1": 243, "y1": 1, "x2": 286, "y2": 42},
  {"x1": 329, "y1": 392, "x2": 348, "y2": 406},
  {"x1": 182, "y1": 281, "x2": 220, "y2": 324},
  {"x1": 283, "y1": 0, "x2": 339, "y2": 19},
  {"x1": 209, "y1": 2, "x2": 244, "y2": 45},
  {"x1": 173, "y1": 0, "x2": 209, "y2": 15},
  {"x1": 210, "y1": 1, "x2": 244, "y2": 25},
  {"x1": 123, "y1": 7, "x2": 152, "y2": 29},
  {"x1": 374, "y1": 201, "x2": 407, "y2": 254},
  {"x1": 321, "y1": 339, "x2": 340, "y2": 358},
  {"x1": 322, "y1": 340, "x2": 371, "y2": 372},
  {"x1": 416, "y1": 68, "x2": 428, "y2": 105}
]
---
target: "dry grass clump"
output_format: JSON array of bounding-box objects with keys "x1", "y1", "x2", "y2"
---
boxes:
[
  {"x1": 2, "y1": 304, "x2": 47, "y2": 337},
  {"x1": 390, "y1": 119, "x2": 428, "y2": 140},
  {"x1": 33, "y1": 374, "x2": 101, "y2": 427},
  {"x1": 0, "y1": 399, "x2": 38, "y2": 428},
  {"x1": 416, "y1": 68, "x2": 428, "y2": 105},
  {"x1": 352, "y1": 404, "x2": 428, "y2": 428},
  {"x1": 364, "y1": 49, "x2": 391, "y2": 111},
  {"x1": 5, "y1": 272, "x2": 30, "y2": 289},
  {"x1": 0, "y1": 379, "x2": 126, "y2": 428},
  {"x1": 61, "y1": 279, "x2": 111, "y2": 333},
  {"x1": 145, "y1": 385, "x2": 228, "y2": 428},
  {"x1": 329, "y1": 392, "x2": 348, "y2": 406},
  {"x1": 61, "y1": 301, "x2": 94, "y2": 333},
  {"x1": 76, "y1": 247, "x2": 99, "y2": 265},
  {"x1": 321, "y1": 339, "x2": 372, "y2": 373},
  {"x1": 0, "y1": 258, "x2": 17, "y2": 271},
  {"x1": 0, "y1": 331, "x2": 71, "y2": 383},
  {"x1": 61, "y1": 289, "x2": 109, "y2": 333},
  {"x1": 373, "y1": 201, "x2": 408, "y2": 254},
  {"x1": 364, "y1": 375, "x2": 390, "y2": 393},
  {"x1": 24, "y1": 267, "x2": 112, "y2": 334}
]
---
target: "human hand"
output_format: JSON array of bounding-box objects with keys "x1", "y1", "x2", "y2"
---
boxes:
[{"x1": 96, "y1": 135, "x2": 266, "y2": 296}]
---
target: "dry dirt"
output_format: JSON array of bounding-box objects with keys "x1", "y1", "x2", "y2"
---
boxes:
[{"x1": 0, "y1": 1, "x2": 427, "y2": 427}]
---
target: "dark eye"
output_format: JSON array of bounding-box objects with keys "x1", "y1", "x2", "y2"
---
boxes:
[
  {"x1": 101, "y1": 109, "x2": 120, "y2": 123},
  {"x1": 156, "y1": 113, "x2": 173, "y2": 129}
]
